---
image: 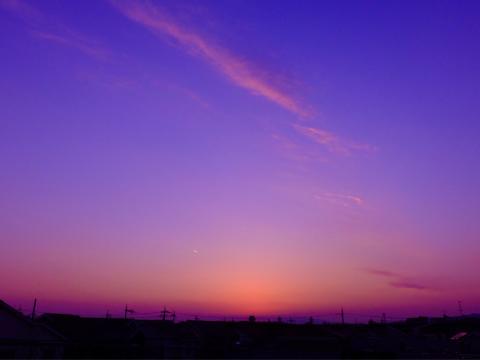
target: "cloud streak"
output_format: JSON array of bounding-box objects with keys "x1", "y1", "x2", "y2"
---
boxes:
[
  {"x1": 364, "y1": 268, "x2": 399, "y2": 278},
  {"x1": 389, "y1": 281, "x2": 428, "y2": 290},
  {"x1": 293, "y1": 124, "x2": 376, "y2": 156},
  {"x1": 315, "y1": 192, "x2": 364, "y2": 208},
  {"x1": 1, "y1": 0, "x2": 110, "y2": 61},
  {"x1": 0, "y1": 0, "x2": 41, "y2": 20},
  {"x1": 31, "y1": 30, "x2": 110, "y2": 61},
  {"x1": 110, "y1": 0, "x2": 309, "y2": 117},
  {"x1": 364, "y1": 268, "x2": 431, "y2": 291},
  {"x1": 110, "y1": 0, "x2": 376, "y2": 158}
]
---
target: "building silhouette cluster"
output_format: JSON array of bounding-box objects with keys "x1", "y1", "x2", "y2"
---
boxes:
[{"x1": 1, "y1": 299, "x2": 480, "y2": 359}]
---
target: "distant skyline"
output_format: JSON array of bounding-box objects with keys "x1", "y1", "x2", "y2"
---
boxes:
[{"x1": 1, "y1": 0, "x2": 479, "y2": 319}]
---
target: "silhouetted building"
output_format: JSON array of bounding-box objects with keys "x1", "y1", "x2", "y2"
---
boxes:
[
  {"x1": 39, "y1": 313, "x2": 143, "y2": 358},
  {"x1": 0, "y1": 300, "x2": 65, "y2": 359},
  {"x1": 2, "y1": 299, "x2": 480, "y2": 359}
]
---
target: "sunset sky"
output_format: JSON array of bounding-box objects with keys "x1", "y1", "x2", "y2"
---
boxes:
[{"x1": 1, "y1": 0, "x2": 479, "y2": 321}]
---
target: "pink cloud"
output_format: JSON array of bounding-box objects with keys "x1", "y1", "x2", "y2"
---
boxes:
[
  {"x1": 292, "y1": 123, "x2": 377, "y2": 156},
  {"x1": 315, "y1": 192, "x2": 364, "y2": 208},
  {"x1": 111, "y1": 1, "x2": 378, "y2": 159},
  {"x1": 110, "y1": 0, "x2": 309, "y2": 117},
  {"x1": 271, "y1": 133, "x2": 328, "y2": 164}
]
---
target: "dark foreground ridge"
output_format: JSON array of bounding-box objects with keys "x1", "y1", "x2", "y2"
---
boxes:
[{"x1": 1, "y1": 299, "x2": 480, "y2": 359}]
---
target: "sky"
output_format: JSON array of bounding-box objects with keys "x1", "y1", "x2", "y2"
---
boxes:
[{"x1": 1, "y1": 0, "x2": 479, "y2": 321}]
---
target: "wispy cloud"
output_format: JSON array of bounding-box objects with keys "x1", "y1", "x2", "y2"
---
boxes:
[
  {"x1": 315, "y1": 192, "x2": 364, "y2": 208},
  {"x1": 110, "y1": 0, "x2": 309, "y2": 117},
  {"x1": 31, "y1": 30, "x2": 110, "y2": 61},
  {"x1": 1, "y1": 0, "x2": 110, "y2": 61},
  {"x1": 3, "y1": 1, "x2": 376, "y2": 159},
  {"x1": 364, "y1": 268, "x2": 399, "y2": 278},
  {"x1": 109, "y1": 1, "x2": 378, "y2": 158},
  {"x1": 178, "y1": 87, "x2": 211, "y2": 109},
  {"x1": 0, "y1": 0, "x2": 41, "y2": 20},
  {"x1": 364, "y1": 268, "x2": 431, "y2": 291},
  {"x1": 75, "y1": 69, "x2": 138, "y2": 90},
  {"x1": 271, "y1": 133, "x2": 328, "y2": 164},
  {"x1": 293, "y1": 124, "x2": 376, "y2": 156},
  {"x1": 389, "y1": 281, "x2": 428, "y2": 290}
]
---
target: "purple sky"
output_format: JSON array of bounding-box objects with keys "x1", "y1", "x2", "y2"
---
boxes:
[{"x1": 1, "y1": 0, "x2": 479, "y2": 320}]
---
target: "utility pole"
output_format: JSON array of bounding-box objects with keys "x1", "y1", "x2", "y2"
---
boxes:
[
  {"x1": 340, "y1": 307, "x2": 345, "y2": 325},
  {"x1": 31, "y1": 298, "x2": 37, "y2": 320},
  {"x1": 124, "y1": 305, "x2": 134, "y2": 320},
  {"x1": 458, "y1": 301, "x2": 464, "y2": 316},
  {"x1": 171, "y1": 311, "x2": 176, "y2": 323},
  {"x1": 160, "y1": 306, "x2": 171, "y2": 321},
  {"x1": 381, "y1": 313, "x2": 386, "y2": 324}
]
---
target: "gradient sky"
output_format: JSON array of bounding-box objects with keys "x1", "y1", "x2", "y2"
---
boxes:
[{"x1": 1, "y1": 0, "x2": 480, "y2": 320}]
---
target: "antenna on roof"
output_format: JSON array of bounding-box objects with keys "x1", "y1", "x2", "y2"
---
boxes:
[{"x1": 31, "y1": 298, "x2": 37, "y2": 320}]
